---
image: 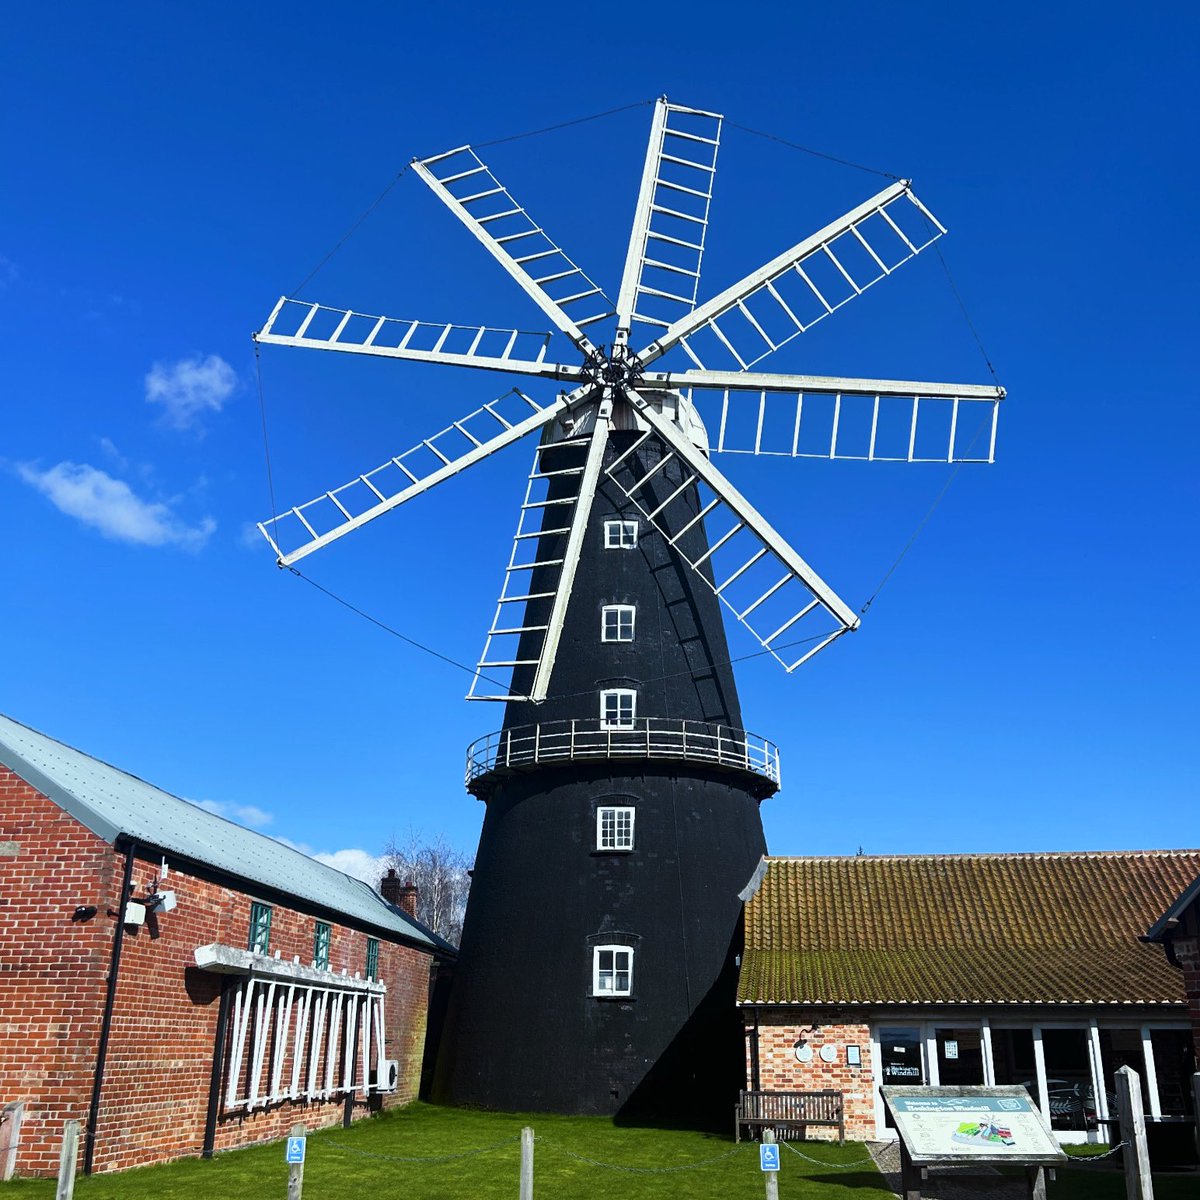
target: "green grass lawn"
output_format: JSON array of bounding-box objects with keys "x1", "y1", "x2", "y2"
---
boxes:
[
  {"x1": 1, "y1": 1103, "x2": 890, "y2": 1199},
  {"x1": 992, "y1": 1144, "x2": 1200, "y2": 1200}
]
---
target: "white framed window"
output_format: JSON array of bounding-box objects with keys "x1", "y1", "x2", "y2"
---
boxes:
[
  {"x1": 601, "y1": 604, "x2": 636, "y2": 643},
  {"x1": 604, "y1": 519, "x2": 639, "y2": 550},
  {"x1": 592, "y1": 945, "x2": 634, "y2": 996},
  {"x1": 597, "y1": 806, "x2": 635, "y2": 851},
  {"x1": 600, "y1": 688, "x2": 636, "y2": 729}
]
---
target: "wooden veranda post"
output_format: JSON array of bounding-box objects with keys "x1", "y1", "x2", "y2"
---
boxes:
[
  {"x1": 1114, "y1": 1065, "x2": 1154, "y2": 1200},
  {"x1": 1193, "y1": 1073, "x2": 1199, "y2": 1162}
]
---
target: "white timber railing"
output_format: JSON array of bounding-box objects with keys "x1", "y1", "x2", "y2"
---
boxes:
[{"x1": 465, "y1": 718, "x2": 781, "y2": 791}]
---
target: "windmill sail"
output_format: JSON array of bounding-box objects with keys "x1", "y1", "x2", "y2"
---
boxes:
[
  {"x1": 255, "y1": 297, "x2": 585, "y2": 383},
  {"x1": 608, "y1": 392, "x2": 860, "y2": 672},
  {"x1": 615, "y1": 99, "x2": 722, "y2": 343},
  {"x1": 259, "y1": 390, "x2": 564, "y2": 565},
  {"x1": 642, "y1": 369, "x2": 1004, "y2": 463},
  {"x1": 413, "y1": 147, "x2": 614, "y2": 351},
  {"x1": 468, "y1": 429, "x2": 599, "y2": 701},
  {"x1": 635, "y1": 181, "x2": 945, "y2": 372}
]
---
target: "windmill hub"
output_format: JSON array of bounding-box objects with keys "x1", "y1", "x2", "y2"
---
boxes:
[{"x1": 580, "y1": 343, "x2": 644, "y2": 390}]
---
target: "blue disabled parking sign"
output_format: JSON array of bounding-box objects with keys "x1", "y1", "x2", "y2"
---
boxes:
[
  {"x1": 759, "y1": 1143, "x2": 780, "y2": 1171},
  {"x1": 286, "y1": 1136, "x2": 306, "y2": 1164}
]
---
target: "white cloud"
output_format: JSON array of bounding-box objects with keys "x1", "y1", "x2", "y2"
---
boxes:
[
  {"x1": 196, "y1": 798, "x2": 274, "y2": 829},
  {"x1": 145, "y1": 354, "x2": 236, "y2": 430},
  {"x1": 17, "y1": 461, "x2": 216, "y2": 550},
  {"x1": 312, "y1": 848, "x2": 389, "y2": 888},
  {"x1": 239, "y1": 521, "x2": 267, "y2": 550},
  {"x1": 97, "y1": 436, "x2": 129, "y2": 470}
]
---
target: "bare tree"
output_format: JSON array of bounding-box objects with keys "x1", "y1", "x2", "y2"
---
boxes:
[{"x1": 382, "y1": 832, "x2": 471, "y2": 945}]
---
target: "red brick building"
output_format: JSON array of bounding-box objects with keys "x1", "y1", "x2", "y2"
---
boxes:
[
  {"x1": 738, "y1": 852, "x2": 1199, "y2": 1144},
  {"x1": 0, "y1": 714, "x2": 454, "y2": 1177}
]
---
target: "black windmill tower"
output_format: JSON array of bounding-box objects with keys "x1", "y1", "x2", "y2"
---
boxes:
[{"x1": 254, "y1": 98, "x2": 1004, "y2": 1123}]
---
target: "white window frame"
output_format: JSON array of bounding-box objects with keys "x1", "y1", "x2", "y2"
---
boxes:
[
  {"x1": 599, "y1": 688, "x2": 637, "y2": 730},
  {"x1": 604, "y1": 519, "x2": 639, "y2": 550},
  {"x1": 597, "y1": 806, "x2": 636, "y2": 851},
  {"x1": 867, "y1": 1017, "x2": 1195, "y2": 1143},
  {"x1": 592, "y1": 945, "x2": 634, "y2": 997},
  {"x1": 601, "y1": 604, "x2": 636, "y2": 643}
]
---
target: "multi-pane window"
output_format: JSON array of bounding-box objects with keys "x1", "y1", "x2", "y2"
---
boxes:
[
  {"x1": 597, "y1": 806, "x2": 635, "y2": 851},
  {"x1": 601, "y1": 605, "x2": 635, "y2": 643},
  {"x1": 599, "y1": 688, "x2": 637, "y2": 729},
  {"x1": 603, "y1": 519, "x2": 638, "y2": 550},
  {"x1": 365, "y1": 937, "x2": 380, "y2": 981},
  {"x1": 593, "y1": 945, "x2": 634, "y2": 996},
  {"x1": 248, "y1": 902, "x2": 272, "y2": 954},
  {"x1": 313, "y1": 921, "x2": 331, "y2": 969}
]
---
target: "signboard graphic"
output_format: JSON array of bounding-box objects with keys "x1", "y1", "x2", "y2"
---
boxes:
[
  {"x1": 285, "y1": 1136, "x2": 306, "y2": 1164},
  {"x1": 759, "y1": 1143, "x2": 780, "y2": 1171},
  {"x1": 881, "y1": 1086, "x2": 1066, "y2": 1166}
]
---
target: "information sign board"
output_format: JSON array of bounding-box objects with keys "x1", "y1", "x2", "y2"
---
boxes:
[{"x1": 881, "y1": 1086, "x2": 1066, "y2": 1166}]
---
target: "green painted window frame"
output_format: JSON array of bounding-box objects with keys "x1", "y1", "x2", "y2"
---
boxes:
[
  {"x1": 365, "y1": 937, "x2": 379, "y2": 981},
  {"x1": 248, "y1": 902, "x2": 272, "y2": 954},
  {"x1": 314, "y1": 921, "x2": 332, "y2": 969}
]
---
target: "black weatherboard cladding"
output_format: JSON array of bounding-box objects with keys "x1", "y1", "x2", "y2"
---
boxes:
[{"x1": 431, "y1": 426, "x2": 771, "y2": 1123}]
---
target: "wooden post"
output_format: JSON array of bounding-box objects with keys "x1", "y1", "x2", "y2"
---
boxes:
[
  {"x1": 1192, "y1": 1073, "x2": 1199, "y2": 1163},
  {"x1": 519, "y1": 1126, "x2": 533, "y2": 1200},
  {"x1": 762, "y1": 1128, "x2": 779, "y2": 1200},
  {"x1": 1025, "y1": 1164, "x2": 1047, "y2": 1200},
  {"x1": 1, "y1": 1101, "x2": 26, "y2": 1182},
  {"x1": 55, "y1": 1120, "x2": 79, "y2": 1200},
  {"x1": 1114, "y1": 1064, "x2": 1154, "y2": 1200},
  {"x1": 287, "y1": 1122, "x2": 305, "y2": 1200},
  {"x1": 898, "y1": 1138, "x2": 922, "y2": 1200}
]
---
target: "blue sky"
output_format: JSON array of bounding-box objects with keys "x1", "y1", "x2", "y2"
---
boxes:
[{"x1": 3, "y1": 4, "x2": 1197, "y2": 879}]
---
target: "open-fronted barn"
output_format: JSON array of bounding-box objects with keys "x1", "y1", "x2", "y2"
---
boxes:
[{"x1": 739, "y1": 851, "x2": 1199, "y2": 1146}]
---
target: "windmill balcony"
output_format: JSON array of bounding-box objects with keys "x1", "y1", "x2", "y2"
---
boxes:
[{"x1": 465, "y1": 718, "x2": 781, "y2": 797}]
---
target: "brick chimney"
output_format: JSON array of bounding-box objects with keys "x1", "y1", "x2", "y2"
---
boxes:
[
  {"x1": 380, "y1": 868, "x2": 418, "y2": 916},
  {"x1": 380, "y1": 867, "x2": 402, "y2": 904}
]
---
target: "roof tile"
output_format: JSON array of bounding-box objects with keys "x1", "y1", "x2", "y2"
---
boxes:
[{"x1": 739, "y1": 853, "x2": 1199, "y2": 1005}]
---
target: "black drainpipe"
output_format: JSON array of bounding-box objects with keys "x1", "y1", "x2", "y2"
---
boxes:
[
  {"x1": 202, "y1": 978, "x2": 233, "y2": 1157},
  {"x1": 84, "y1": 838, "x2": 136, "y2": 1175}
]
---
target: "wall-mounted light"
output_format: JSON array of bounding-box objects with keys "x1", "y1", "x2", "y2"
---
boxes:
[{"x1": 72, "y1": 905, "x2": 98, "y2": 922}]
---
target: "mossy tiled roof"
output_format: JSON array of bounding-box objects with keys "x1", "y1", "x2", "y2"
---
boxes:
[{"x1": 739, "y1": 852, "x2": 1200, "y2": 1006}]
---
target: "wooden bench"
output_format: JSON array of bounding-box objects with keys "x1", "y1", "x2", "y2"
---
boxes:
[{"x1": 735, "y1": 1089, "x2": 845, "y2": 1143}]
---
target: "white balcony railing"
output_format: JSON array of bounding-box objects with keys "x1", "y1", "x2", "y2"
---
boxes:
[{"x1": 465, "y1": 718, "x2": 781, "y2": 792}]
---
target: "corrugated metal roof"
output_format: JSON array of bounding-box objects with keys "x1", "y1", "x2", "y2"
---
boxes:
[
  {"x1": 739, "y1": 852, "x2": 1199, "y2": 1006},
  {"x1": 0, "y1": 712, "x2": 452, "y2": 955}
]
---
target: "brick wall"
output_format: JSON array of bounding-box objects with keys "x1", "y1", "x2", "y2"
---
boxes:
[
  {"x1": 745, "y1": 1010, "x2": 877, "y2": 1140},
  {"x1": 1171, "y1": 935, "x2": 1200, "y2": 1063},
  {"x1": 0, "y1": 766, "x2": 433, "y2": 1176},
  {"x1": 0, "y1": 771, "x2": 115, "y2": 1176}
]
